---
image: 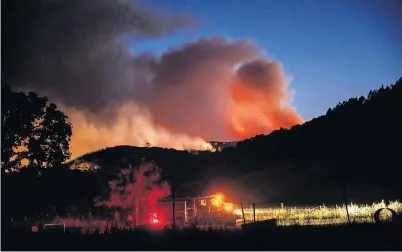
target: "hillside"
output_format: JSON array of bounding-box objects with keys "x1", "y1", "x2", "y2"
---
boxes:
[
  {"x1": 208, "y1": 141, "x2": 238, "y2": 151},
  {"x1": 71, "y1": 78, "x2": 402, "y2": 204},
  {"x1": 3, "y1": 78, "x2": 401, "y2": 219}
]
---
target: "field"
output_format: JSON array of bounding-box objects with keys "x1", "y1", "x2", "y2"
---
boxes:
[
  {"x1": 3, "y1": 223, "x2": 401, "y2": 250},
  {"x1": 235, "y1": 200, "x2": 402, "y2": 226},
  {"x1": 3, "y1": 200, "x2": 401, "y2": 250},
  {"x1": 8, "y1": 200, "x2": 402, "y2": 236}
]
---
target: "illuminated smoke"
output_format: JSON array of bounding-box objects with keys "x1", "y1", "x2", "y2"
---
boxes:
[
  {"x1": 63, "y1": 103, "x2": 214, "y2": 159},
  {"x1": 4, "y1": 0, "x2": 303, "y2": 158},
  {"x1": 143, "y1": 38, "x2": 304, "y2": 141},
  {"x1": 227, "y1": 60, "x2": 304, "y2": 138}
]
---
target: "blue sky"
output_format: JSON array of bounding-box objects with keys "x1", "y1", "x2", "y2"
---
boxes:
[{"x1": 134, "y1": 0, "x2": 402, "y2": 120}]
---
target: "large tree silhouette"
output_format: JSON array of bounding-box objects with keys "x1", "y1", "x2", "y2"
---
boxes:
[{"x1": 1, "y1": 85, "x2": 72, "y2": 172}]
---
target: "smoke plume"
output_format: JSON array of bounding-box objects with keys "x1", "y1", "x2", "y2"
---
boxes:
[{"x1": 3, "y1": 0, "x2": 303, "y2": 159}]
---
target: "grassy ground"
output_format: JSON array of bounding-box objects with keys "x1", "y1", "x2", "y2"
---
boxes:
[
  {"x1": 237, "y1": 200, "x2": 402, "y2": 226},
  {"x1": 2, "y1": 223, "x2": 401, "y2": 250}
]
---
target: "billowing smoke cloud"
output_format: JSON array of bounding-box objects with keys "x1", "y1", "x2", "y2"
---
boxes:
[
  {"x1": 227, "y1": 60, "x2": 304, "y2": 138},
  {"x1": 141, "y1": 38, "x2": 304, "y2": 140},
  {"x1": 3, "y1": 0, "x2": 198, "y2": 112},
  {"x1": 3, "y1": 0, "x2": 303, "y2": 159}
]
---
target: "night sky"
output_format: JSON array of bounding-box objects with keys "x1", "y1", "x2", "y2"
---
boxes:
[{"x1": 134, "y1": 0, "x2": 402, "y2": 120}]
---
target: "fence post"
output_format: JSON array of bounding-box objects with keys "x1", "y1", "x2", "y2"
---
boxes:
[
  {"x1": 342, "y1": 187, "x2": 351, "y2": 224},
  {"x1": 240, "y1": 200, "x2": 246, "y2": 225},
  {"x1": 135, "y1": 198, "x2": 139, "y2": 226},
  {"x1": 172, "y1": 184, "x2": 176, "y2": 228},
  {"x1": 184, "y1": 200, "x2": 188, "y2": 223},
  {"x1": 193, "y1": 198, "x2": 197, "y2": 217},
  {"x1": 253, "y1": 203, "x2": 256, "y2": 223}
]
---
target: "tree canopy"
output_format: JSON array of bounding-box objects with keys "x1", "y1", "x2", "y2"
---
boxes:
[{"x1": 1, "y1": 85, "x2": 72, "y2": 172}]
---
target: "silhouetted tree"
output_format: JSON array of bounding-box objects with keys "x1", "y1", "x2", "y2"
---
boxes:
[{"x1": 1, "y1": 85, "x2": 72, "y2": 172}]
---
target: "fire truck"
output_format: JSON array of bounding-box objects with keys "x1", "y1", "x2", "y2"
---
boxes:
[
  {"x1": 149, "y1": 194, "x2": 239, "y2": 229},
  {"x1": 30, "y1": 194, "x2": 239, "y2": 233},
  {"x1": 57, "y1": 194, "x2": 239, "y2": 230}
]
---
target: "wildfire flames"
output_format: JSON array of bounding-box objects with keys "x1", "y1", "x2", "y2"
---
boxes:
[{"x1": 65, "y1": 103, "x2": 216, "y2": 159}]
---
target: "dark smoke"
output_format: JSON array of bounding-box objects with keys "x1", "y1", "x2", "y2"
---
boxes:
[
  {"x1": 3, "y1": 0, "x2": 303, "y2": 158},
  {"x1": 2, "y1": 0, "x2": 198, "y2": 112}
]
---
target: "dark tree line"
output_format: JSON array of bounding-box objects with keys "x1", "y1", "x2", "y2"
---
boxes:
[
  {"x1": 2, "y1": 78, "x2": 402, "y2": 219},
  {"x1": 217, "y1": 78, "x2": 402, "y2": 203},
  {"x1": 232, "y1": 78, "x2": 402, "y2": 183}
]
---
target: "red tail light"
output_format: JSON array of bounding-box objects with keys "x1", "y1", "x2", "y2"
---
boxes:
[{"x1": 150, "y1": 212, "x2": 159, "y2": 225}]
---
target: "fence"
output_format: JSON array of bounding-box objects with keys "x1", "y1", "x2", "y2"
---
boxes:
[{"x1": 234, "y1": 200, "x2": 402, "y2": 226}]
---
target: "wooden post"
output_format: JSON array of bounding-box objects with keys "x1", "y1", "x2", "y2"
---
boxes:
[
  {"x1": 253, "y1": 203, "x2": 256, "y2": 223},
  {"x1": 172, "y1": 184, "x2": 176, "y2": 228},
  {"x1": 193, "y1": 198, "x2": 197, "y2": 217},
  {"x1": 342, "y1": 187, "x2": 351, "y2": 224},
  {"x1": 184, "y1": 200, "x2": 188, "y2": 223},
  {"x1": 135, "y1": 198, "x2": 140, "y2": 226},
  {"x1": 146, "y1": 190, "x2": 149, "y2": 222},
  {"x1": 240, "y1": 200, "x2": 246, "y2": 225},
  {"x1": 39, "y1": 211, "x2": 43, "y2": 230}
]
